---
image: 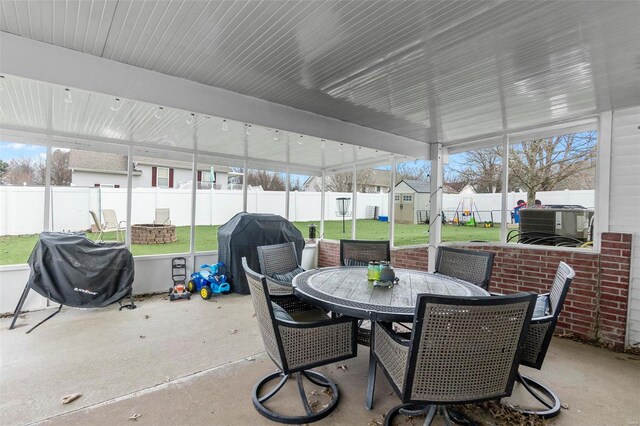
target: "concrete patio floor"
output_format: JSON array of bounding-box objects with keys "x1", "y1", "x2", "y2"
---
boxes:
[{"x1": 1, "y1": 294, "x2": 638, "y2": 426}]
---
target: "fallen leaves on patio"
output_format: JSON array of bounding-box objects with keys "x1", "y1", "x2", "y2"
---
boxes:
[
  {"x1": 229, "y1": 329, "x2": 238, "y2": 335},
  {"x1": 336, "y1": 364, "x2": 349, "y2": 371},
  {"x1": 456, "y1": 401, "x2": 548, "y2": 425},
  {"x1": 60, "y1": 393, "x2": 81, "y2": 404},
  {"x1": 128, "y1": 413, "x2": 141, "y2": 421}
]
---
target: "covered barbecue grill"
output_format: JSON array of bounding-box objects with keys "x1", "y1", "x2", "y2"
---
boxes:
[
  {"x1": 218, "y1": 213, "x2": 305, "y2": 294},
  {"x1": 10, "y1": 232, "x2": 136, "y2": 333}
]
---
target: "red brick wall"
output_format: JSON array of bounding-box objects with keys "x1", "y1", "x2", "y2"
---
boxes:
[
  {"x1": 317, "y1": 233, "x2": 632, "y2": 348},
  {"x1": 317, "y1": 240, "x2": 429, "y2": 271}
]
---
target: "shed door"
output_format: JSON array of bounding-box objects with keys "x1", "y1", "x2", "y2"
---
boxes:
[{"x1": 394, "y1": 193, "x2": 414, "y2": 224}]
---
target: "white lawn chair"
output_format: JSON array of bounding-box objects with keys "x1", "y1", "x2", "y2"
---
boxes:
[
  {"x1": 154, "y1": 208, "x2": 171, "y2": 225},
  {"x1": 101, "y1": 209, "x2": 126, "y2": 242}
]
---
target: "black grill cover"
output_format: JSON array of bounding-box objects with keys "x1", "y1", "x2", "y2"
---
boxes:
[
  {"x1": 27, "y1": 232, "x2": 135, "y2": 308},
  {"x1": 218, "y1": 213, "x2": 304, "y2": 294}
]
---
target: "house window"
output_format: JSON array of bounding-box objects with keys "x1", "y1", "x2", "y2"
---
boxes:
[
  {"x1": 394, "y1": 195, "x2": 400, "y2": 201},
  {"x1": 156, "y1": 167, "x2": 169, "y2": 188},
  {"x1": 402, "y1": 195, "x2": 413, "y2": 202}
]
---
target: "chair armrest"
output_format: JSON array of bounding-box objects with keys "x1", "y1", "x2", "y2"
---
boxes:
[
  {"x1": 271, "y1": 294, "x2": 318, "y2": 314},
  {"x1": 530, "y1": 314, "x2": 554, "y2": 324},
  {"x1": 264, "y1": 275, "x2": 294, "y2": 296},
  {"x1": 278, "y1": 316, "x2": 358, "y2": 370},
  {"x1": 376, "y1": 322, "x2": 411, "y2": 346}
]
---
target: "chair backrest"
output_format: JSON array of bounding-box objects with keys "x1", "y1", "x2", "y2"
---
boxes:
[
  {"x1": 340, "y1": 239, "x2": 390, "y2": 266},
  {"x1": 89, "y1": 210, "x2": 103, "y2": 231},
  {"x1": 155, "y1": 208, "x2": 170, "y2": 225},
  {"x1": 257, "y1": 242, "x2": 299, "y2": 276},
  {"x1": 101, "y1": 209, "x2": 119, "y2": 228},
  {"x1": 434, "y1": 247, "x2": 495, "y2": 290},
  {"x1": 401, "y1": 293, "x2": 535, "y2": 404},
  {"x1": 241, "y1": 257, "x2": 286, "y2": 371},
  {"x1": 521, "y1": 261, "x2": 575, "y2": 369}
]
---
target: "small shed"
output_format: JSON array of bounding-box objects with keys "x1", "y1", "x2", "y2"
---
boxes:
[{"x1": 394, "y1": 180, "x2": 430, "y2": 224}]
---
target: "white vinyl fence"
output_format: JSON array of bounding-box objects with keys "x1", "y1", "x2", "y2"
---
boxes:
[
  {"x1": 0, "y1": 187, "x2": 390, "y2": 235},
  {"x1": 0, "y1": 186, "x2": 594, "y2": 236}
]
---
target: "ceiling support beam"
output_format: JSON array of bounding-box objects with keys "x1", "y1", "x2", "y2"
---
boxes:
[{"x1": 0, "y1": 32, "x2": 425, "y2": 158}]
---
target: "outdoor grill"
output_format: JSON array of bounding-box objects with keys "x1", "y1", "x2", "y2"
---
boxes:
[{"x1": 217, "y1": 213, "x2": 305, "y2": 294}]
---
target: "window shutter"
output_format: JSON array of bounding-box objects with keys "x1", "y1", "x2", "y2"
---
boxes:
[
  {"x1": 197, "y1": 171, "x2": 202, "y2": 182},
  {"x1": 169, "y1": 168, "x2": 174, "y2": 188},
  {"x1": 151, "y1": 167, "x2": 157, "y2": 187}
]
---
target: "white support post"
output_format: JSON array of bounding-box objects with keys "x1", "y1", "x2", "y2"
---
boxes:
[
  {"x1": 285, "y1": 167, "x2": 290, "y2": 220},
  {"x1": 428, "y1": 143, "x2": 443, "y2": 272},
  {"x1": 594, "y1": 111, "x2": 613, "y2": 251},
  {"x1": 351, "y1": 157, "x2": 357, "y2": 240},
  {"x1": 389, "y1": 156, "x2": 396, "y2": 247},
  {"x1": 285, "y1": 135, "x2": 291, "y2": 220},
  {"x1": 320, "y1": 170, "x2": 326, "y2": 239},
  {"x1": 242, "y1": 159, "x2": 248, "y2": 212},
  {"x1": 43, "y1": 88, "x2": 53, "y2": 232},
  {"x1": 500, "y1": 135, "x2": 510, "y2": 244},
  {"x1": 125, "y1": 145, "x2": 133, "y2": 248},
  {"x1": 190, "y1": 154, "x2": 198, "y2": 256},
  {"x1": 43, "y1": 144, "x2": 52, "y2": 231}
]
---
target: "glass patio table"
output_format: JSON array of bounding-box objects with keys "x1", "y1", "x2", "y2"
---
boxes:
[{"x1": 292, "y1": 266, "x2": 489, "y2": 323}]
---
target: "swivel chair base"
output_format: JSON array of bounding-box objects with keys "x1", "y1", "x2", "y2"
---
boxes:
[
  {"x1": 501, "y1": 373, "x2": 561, "y2": 418},
  {"x1": 252, "y1": 370, "x2": 339, "y2": 424},
  {"x1": 384, "y1": 403, "x2": 477, "y2": 426}
]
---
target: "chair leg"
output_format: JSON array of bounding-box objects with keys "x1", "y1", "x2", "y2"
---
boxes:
[
  {"x1": 252, "y1": 369, "x2": 339, "y2": 424},
  {"x1": 501, "y1": 372, "x2": 561, "y2": 418},
  {"x1": 365, "y1": 351, "x2": 377, "y2": 409}
]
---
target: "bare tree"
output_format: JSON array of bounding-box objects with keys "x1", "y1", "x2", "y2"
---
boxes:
[
  {"x1": 396, "y1": 161, "x2": 430, "y2": 182},
  {"x1": 289, "y1": 176, "x2": 305, "y2": 191},
  {"x1": 36, "y1": 149, "x2": 72, "y2": 186},
  {"x1": 247, "y1": 169, "x2": 286, "y2": 191},
  {"x1": 4, "y1": 158, "x2": 40, "y2": 185},
  {"x1": 446, "y1": 131, "x2": 596, "y2": 200},
  {"x1": 324, "y1": 169, "x2": 373, "y2": 192},
  {"x1": 509, "y1": 131, "x2": 596, "y2": 205},
  {"x1": 453, "y1": 147, "x2": 503, "y2": 193}
]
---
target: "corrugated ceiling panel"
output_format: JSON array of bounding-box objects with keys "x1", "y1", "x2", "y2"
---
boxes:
[{"x1": 1, "y1": 0, "x2": 640, "y2": 145}]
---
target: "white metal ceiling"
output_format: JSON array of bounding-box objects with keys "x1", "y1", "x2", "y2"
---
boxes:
[
  {"x1": 1, "y1": 1, "x2": 639, "y2": 146},
  {"x1": 0, "y1": 74, "x2": 397, "y2": 174}
]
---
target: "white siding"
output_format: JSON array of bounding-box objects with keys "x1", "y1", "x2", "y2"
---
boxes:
[{"x1": 609, "y1": 106, "x2": 640, "y2": 347}]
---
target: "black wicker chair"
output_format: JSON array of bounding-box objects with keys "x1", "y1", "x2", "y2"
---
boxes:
[
  {"x1": 366, "y1": 292, "x2": 536, "y2": 426},
  {"x1": 434, "y1": 246, "x2": 495, "y2": 290},
  {"x1": 339, "y1": 239, "x2": 391, "y2": 266},
  {"x1": 242, "y1": 258, "x2": 358, "y2": 424},
  {"x1": 502, "y1": 261, "x2": 575, "y2": 418},
  {"x1": 257, "y1": 242, "x2": 316, "y2": 313},
  {"x1": 339, "y1": 239, "x2": 391, "y2": 346}
]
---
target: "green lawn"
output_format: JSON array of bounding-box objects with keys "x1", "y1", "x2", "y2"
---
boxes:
[{"x1": 0, "y1": 220, "x2": 500, "y2": 266}]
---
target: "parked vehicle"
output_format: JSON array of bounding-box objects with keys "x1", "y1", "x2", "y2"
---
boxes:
[{"x1": 187, "y1": 263, "x2": 230, "y2": 300}]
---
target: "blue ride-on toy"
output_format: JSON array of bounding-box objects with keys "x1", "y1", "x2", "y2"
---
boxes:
[{"x1": 187, "y1": 262, "x2": 230, "y2": 300}]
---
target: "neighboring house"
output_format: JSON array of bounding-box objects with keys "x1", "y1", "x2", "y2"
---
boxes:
[
  {"x1": 303, "y1": 169, "x2": 391, "y2": 193},
  {"x1": 393, "y1": 179, "x2": 430, "y2": 224},
  {"x1": 68, "y1": 150, "x2": 232, "y2": 189}
]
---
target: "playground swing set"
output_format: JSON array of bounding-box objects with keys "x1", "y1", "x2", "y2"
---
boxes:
[{"x1": 450, "y1": 197, "x2": 494, "y2": 228}]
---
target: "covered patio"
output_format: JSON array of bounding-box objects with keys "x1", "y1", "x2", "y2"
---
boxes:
[
  {"x1": 2, "y1": 294, "x2": 639, "y2": 425},
  {"x1": 1, "y1": 1, "x2": 639, "y2": 425}
]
